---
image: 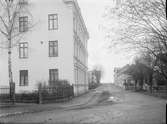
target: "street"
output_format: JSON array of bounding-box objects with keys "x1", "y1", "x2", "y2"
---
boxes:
[{"x1": 0, "y1": 84, "x2": 166, "y2": 124}]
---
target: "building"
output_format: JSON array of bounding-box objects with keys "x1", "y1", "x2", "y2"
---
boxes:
[
  {"x1": 114, "y1": 65, "x2": 133, "y2": 88},
  {"x1": 88, "y1": 71, "x2": 97, "y2": 84},
  {"x1": 0, "y1": 0, "x2": 89, "y2": 95}
]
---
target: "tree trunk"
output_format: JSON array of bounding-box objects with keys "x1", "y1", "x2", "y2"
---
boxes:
[
  {"x1": 8, "y1": 48, "x2": 13, "y2": 84},
  {"x1": 8, "y1": 37, "x2": 13, "y2": 84},
  {"x1": 162, "y1": 76, "x2": 167, "y2": 98},
  {"x1": 149, "y1": 74, "x2": 153, "y2": 93},
  {"x1": 140, "y1": 78, "x2": 144, "y2": 91},
  {"x1": 8, "y1": 37, "x2": 15, "y2": 104},
  {"x1": 166, "y1": 83, "x2": 167, "y2": 99},
  {"x1": 135, "y1": 80, "x2": 137, "y2": 91},
  {"x1": 165, "y1": 77, "x2": 167, "y2": 98}
]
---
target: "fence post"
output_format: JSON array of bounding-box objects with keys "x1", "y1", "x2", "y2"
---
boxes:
[
  {"x1": 38, "y1": 84, "x2": 42, "y2": 104},
  {"x1": 10, "y1": 82, "x2": 15, "y2": 104},
  {"x1": 62, "y1": 87, "x2": 64, "y2": 99}
]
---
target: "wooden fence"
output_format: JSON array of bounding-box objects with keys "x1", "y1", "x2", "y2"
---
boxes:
[
  {"x1": 151, "y1": 85, "x2": 167, "y2": 98},
  {"x1": 125, "y1": 84, "x2": 167, "y2": 98},
  {"x1": 0, "y1": 86, "x2": 10, "y2": 103},
  {"x1": 0, "y1": 84, "x2": 74, "y2": 104},
  {"x1": 0, "y1": 83, "x2": 15, "y2": 104},
  {"x1": 16, "y1": 92, "x2": 38, "y2": 103},
  {"x1": 38, "y1": 85, "x2": 74, "y2": 104}
]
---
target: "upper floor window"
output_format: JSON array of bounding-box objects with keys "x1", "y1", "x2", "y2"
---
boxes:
[
  {"x1": 19, "y1": 16, "x2": 28, "y2": 32},
  {"x1": 19, "y1": 0, "x2": 28, "y2": 5},
  {"x1": 74, "y1": 41, "x2": 77, "y2": 57},
  {"x1": 19, "y1": 42, "x2": 28, "y2": 59},
  {"x1": 5, "y1": 0, "x2": 13, "y2": 2},
  {"x1": 73, "y1": 17, "x2": 77, "y2": 32},
  {"x1": 49, "y1": 41, "x2": 58, "y2": 57},
  {"x1": 48, "y1": 14, "x2": 58, "y2": 30},
  {"x1": 20, "y1": 70, "x2": 28, "y2": 86}
]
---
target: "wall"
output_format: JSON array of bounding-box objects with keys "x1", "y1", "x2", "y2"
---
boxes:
[
  {"x1": 72, "y1": 2, "x2": 89, "y2": 95},
  {"x1": 0, "y1": 0, "x2": 74, "y2": 93}
]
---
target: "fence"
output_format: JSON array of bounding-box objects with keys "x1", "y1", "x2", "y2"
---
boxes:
[
  {"x1": 0, "y1": 86, "x2": 10, "y2": 103},
  {"x1": 125, "y1": 83, "x2": 167, "y2": 98},
  {"x1": 0, "y1": 83, "x2": 74, "y2": 104},
  {"x1": 38, "y1": 85, "x2": 74, "y2": 103},
  {"x1": 15, "y1": 92, "x2": 38, "y2": 103},
  {"x1": 124, "y1": 83, "x2": 135, "y2": 90},
  {"x1": 0, "y1": 83, "x2": 15, "y2": 103},
  {"x1": 151, "y1": 85, "x2": 167, "y2": 98}
]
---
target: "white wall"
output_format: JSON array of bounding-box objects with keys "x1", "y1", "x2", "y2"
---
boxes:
[
  {"x1": 0, "y1": 0, "x2": 89, "y2": 95},
  {"x1": 0, "y1": 0, "x2": 75, "y2": 93}
]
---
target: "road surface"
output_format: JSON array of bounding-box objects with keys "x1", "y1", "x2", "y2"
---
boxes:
[{"x1": 0, "y1": 84, "x2": 166, "y2": 124}]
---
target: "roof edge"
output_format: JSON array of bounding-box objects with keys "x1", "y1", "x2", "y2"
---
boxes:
[{"x1": 63, "y1": 0, "x2": 89, "y2": 39}]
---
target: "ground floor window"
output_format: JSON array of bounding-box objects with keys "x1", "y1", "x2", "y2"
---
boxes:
[
  {"x1": 75, "y1": 67, "x2": 78, "y2": 84},
  {"x1": 49, "y1": 69, "x2": 58, "y2": 83},
  {"x1": 20, "y1": 70, "x2": 28, "y2": 86}
]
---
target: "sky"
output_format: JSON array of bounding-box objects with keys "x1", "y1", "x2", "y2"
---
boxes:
[{"x1": 77, "y1": 0, "x2": 134, "y2": 83}]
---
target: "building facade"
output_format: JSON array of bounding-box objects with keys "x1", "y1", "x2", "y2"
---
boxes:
[
  {"x1": 88, "y1": 71, "x2": 97, "y2": 84},
  {"x1": 0, "y1": 0, "x2": 89, "y2": 95},
  {"x1": 114, "y1": 65, "x2": 133, "y2": 88}
]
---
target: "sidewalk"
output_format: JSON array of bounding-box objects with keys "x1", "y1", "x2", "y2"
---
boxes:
[{"x1": 0, "y1": 90, "x2": 97, "y2": 118}]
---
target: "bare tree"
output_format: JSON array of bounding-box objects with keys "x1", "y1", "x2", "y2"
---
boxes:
[
  {"x1": 121, "y1": 53, "x2": 155, "y2": 91},
  {"x1": 0, "y1": 0, "x2": 32, "y2": 86},
  {"x1": 92, "y1": 64, "x2": 104, "y2": 84},
  {"x1": 104, "y1": 0, "x2": 167, "y2": 79}
]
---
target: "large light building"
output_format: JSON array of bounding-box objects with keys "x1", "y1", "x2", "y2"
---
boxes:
[{"x1": 0, "y1": 0, "x2": 89, "y2": 95}]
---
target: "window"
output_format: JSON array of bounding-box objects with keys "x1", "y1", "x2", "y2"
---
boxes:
[
  {"x1": 48, "y1": 14, "x2": 58, "y2": 30},
  {"x1": 75, "y1": 67, "x2": 78, "y2": 84},
  {"x1": 73, "y1": 17, "x2": 77, "y2": 32},
  {"x1": 49, "y1": 41, "x2": 58, "y2": 57},
  {"x1": 19, "y1": 0, "x2": 28, "y2": 5},
  {"x1": 19, "y1": 16, "x2": 28, "y2": 32},
  {"x1": 74, "y1": 41, "x2": 77, "y2": 57},
  {"x1": 19, "y1": 42, "x2": 28, "y2": 58},
  {"x1": 49, "y1": 69, "x2": 58, "y2": 82},
  {"x1": 20, "y1": 70, "x2": 28, "y2": 86},
  {"x1": 5, "y1": 0, "x2": 13, "y2": 2}
]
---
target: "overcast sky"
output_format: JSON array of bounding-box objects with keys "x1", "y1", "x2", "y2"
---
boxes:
[{"x1": 77, "y1": 0, "x2": 134, "y2": 83}]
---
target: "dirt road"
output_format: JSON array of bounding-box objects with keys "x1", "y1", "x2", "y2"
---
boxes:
[{"x1": 0, "y1": 84, "x2": 166, "y2": 124}]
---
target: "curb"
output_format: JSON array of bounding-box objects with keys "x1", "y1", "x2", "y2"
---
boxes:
[
  {"x1": 0, "y1": 111, "x2": 27, "y2": 118},
  {"x1": 0, "y1": 107, "x2": 62, "y2": 118},
  {"x1": 0, "y1": 92, "x2": 98, "y2": 118}
]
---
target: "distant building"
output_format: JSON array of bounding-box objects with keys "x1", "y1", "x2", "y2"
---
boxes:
[
  {"x1": 88, "y1": 71, "x2": 97, "y2": 84},
  {"x1": 114, "y1": 65, "x2": 133, "y2": 88},
  {"x1": 0, "y1": 0, "x2": 89, "y2": 95}
]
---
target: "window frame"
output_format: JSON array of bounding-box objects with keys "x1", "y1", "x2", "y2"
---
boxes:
[
  {"x1": 19, "y1": 0, "x2": 28, "y2": 5},
  {"x1": 48, "y1": 14, "x2": 58, "y2": 30},
  {"x1": 49, "y1": 69, "x2": 59, "y2": 82},
  {"x1": 19, "y1": 70, "x2": 28, "y2": 86},
  {"x1": 49, "y1": 41, "x2": 58, "y2": 57},
  {"x1": 19, "y1": 42, "x2": 28, "y2": 59},
  {"x1": 19, "y1": 16, "x2": 28, "y2": 32}
]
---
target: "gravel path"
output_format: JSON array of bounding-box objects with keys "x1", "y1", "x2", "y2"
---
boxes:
[{"x1": 0, "y1": 84, "x2": 166, "y2": 124}]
